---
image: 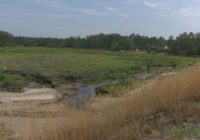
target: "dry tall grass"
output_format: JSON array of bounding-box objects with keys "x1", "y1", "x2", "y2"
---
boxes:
[{"x1": 8, "y1": 65, "x2": 200, "y2": 140}]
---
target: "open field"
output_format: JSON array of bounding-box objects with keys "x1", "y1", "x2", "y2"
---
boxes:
[
  {"x1": 0, "y1": 47, "x2": 198, "y2": 91},
  {"x1": 0, "y1": 47, "x2": 197, "y2": 75},
  {"x1": 0, "y1": 47, "x2": 200, "y2": 140}
]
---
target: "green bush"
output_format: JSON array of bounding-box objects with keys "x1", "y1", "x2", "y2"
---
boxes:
[
  {"x1": 0, "y1": 73, "x2": 27, "y2": 92},
  {"x1": 96, "y1": 78, "x2": 135, "y2": 96}
]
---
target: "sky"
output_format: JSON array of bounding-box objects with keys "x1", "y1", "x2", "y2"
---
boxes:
[{"x1": 1, "y1": 0, "x2": 200, "y2": 38}]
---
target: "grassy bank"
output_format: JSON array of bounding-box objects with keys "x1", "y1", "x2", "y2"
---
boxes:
[{"x1": 16, "y1": 65, "x2": 200, "y2": 140}]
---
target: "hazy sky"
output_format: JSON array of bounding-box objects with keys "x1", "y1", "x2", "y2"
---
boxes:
[{"x1": 1, "y1": 0, "x2": 200, "y2": 38}]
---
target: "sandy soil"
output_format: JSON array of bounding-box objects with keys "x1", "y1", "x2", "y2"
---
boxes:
[
  {"x1": 0, "y1": 88, "x2": 58, "y2": 103},
  {"x1": 0, "y1": 88, "x2": 70, "y2": 139}
]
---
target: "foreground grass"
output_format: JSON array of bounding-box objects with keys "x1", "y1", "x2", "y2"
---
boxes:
[{"x1": 15, "y1": 65, "x2": 200, "y2": 140}]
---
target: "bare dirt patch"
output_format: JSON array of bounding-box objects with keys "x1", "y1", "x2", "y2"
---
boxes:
[
  {"x1": 0, "y1": 88, "x2": 70, "y2": 139},
  {"x1": 0, "y1": 88, "x2": 58, "y2": 103}
]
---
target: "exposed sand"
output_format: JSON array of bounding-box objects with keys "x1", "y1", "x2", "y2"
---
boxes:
[
  {"x1": 0, "y1": 88, "x2": 58, "y2": 103},
  {"x1": 0, "y1": 88, "x2": 69, "y2": 139}
]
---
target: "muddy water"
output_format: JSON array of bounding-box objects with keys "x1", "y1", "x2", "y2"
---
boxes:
[
  {"x1": 67, "y1": 72, "x2": 150, "y2": 108},
  {"x1": 131, "y1": 72, "x2": 150, "y2": 80},
  {"x1": 68, "y1": 86, "x2": 96, "y2": 108}
]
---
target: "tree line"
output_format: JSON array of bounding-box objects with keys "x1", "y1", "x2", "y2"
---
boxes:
[{"x1": 1, "y1": 31, "x2": 200, "y2": 55}]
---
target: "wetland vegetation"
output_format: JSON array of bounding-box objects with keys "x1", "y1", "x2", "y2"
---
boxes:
[{"x1": 0, "y1": 47, "x2": 198, "y2": 93}]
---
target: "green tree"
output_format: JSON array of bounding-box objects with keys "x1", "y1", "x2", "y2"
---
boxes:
[{"x1": 0, "y1": 31, "x2": 14, "y2": 49}]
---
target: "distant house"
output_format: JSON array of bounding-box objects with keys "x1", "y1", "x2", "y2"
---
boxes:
[
  {"x1": 163, "y1": 46, "x2": 168, "y2": 51},
  {"x1": 150, "y1": 45, "x2": 169, "y2": 52}
]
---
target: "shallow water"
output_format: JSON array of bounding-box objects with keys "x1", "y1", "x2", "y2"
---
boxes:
[
  {"x1": 132, "y1": 72, "x2": 150, "y2": 80},
  {"x1": 68, "y1": 86, "x2": 95, "y2": 108},
  {"x1": 68, "y1": 72, "x2": 150, "y2": 108}
]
